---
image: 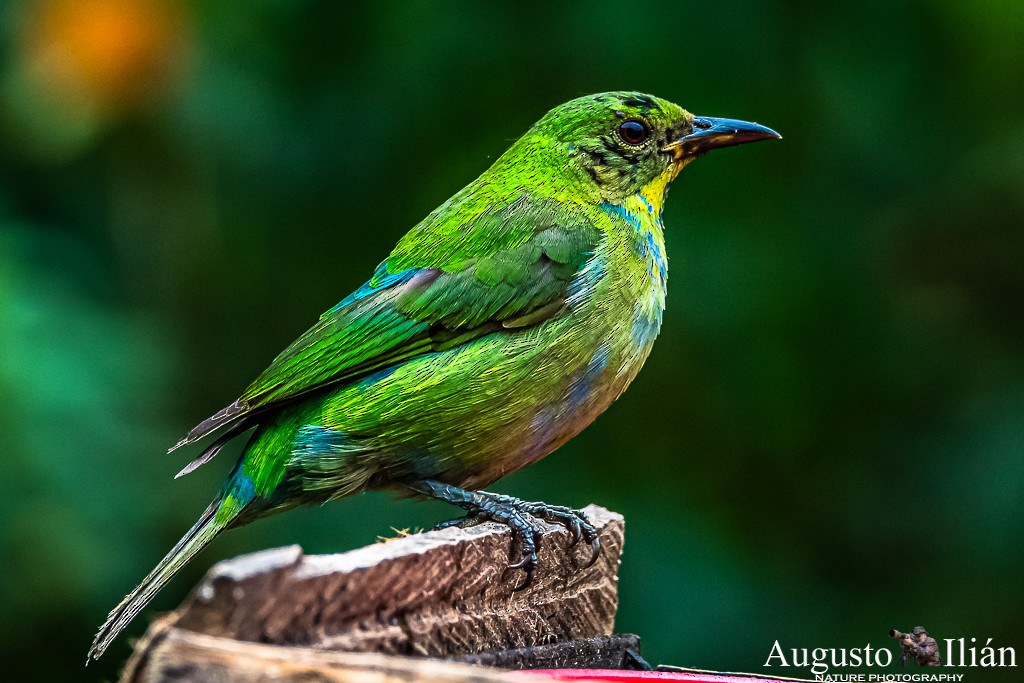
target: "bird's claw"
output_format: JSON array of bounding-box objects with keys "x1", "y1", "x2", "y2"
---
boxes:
[
  {"x1": 509, "y1": 561, "x2": 536, "y2": 592},
  {"x1": 503, "y1": 513, "x2": 542, "y2": 591},
  {"x1": 432, "y1": 492, "x2": 600, "y2": 591},
  {"x1": 564, "y1": 517, "x2": 583, "y2": 547},
  {"x1": 417, "y1": 478, "x2": 600, "y2": 592},
  {"x1": 585, "y1": 535, "x2": 601, "y2": 568},
  {"x1": 521, "y1": 502, "x2": 601, "y2": 567},
  {"x1": 506, "y1": 537, "x2": 539, "y2": 592},
  {"x1": 507, "y1": 551, "x2": 536, "y2": 570}
]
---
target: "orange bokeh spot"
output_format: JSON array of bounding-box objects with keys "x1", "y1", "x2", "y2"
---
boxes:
[{"x1": 21, "y1": 0, "x2": 188, "y2": 114}]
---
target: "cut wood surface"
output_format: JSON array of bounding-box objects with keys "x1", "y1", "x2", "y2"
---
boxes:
[{"x1": 122, "y1": 505, "x2": 626, "y2": 682}]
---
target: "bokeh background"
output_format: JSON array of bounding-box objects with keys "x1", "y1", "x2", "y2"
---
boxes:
[{"x1": 2, "y1": 0, "x2": 1022, "y2": 680}]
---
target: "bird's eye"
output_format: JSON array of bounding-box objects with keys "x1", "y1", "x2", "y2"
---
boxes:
[{"x1": 617, "y1": 120, "x2": 649, "y2": 145}]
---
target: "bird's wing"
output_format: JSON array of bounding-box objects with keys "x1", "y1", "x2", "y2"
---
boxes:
[{"x1": 171, "y1": 194, "x2": 602, "y2": 450}]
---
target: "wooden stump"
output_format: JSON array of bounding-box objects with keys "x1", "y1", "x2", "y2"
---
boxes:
[
  {"x1": 121, "y1": 505, "x2": 629, "y2": 682},
  {"x1": 125, "y1": 629, "x2": 526, "y2": 683}
]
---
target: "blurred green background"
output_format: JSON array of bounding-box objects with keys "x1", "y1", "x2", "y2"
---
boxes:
[{"x1": 1, "y1": 0, "x2": 1022, "y2": 680}]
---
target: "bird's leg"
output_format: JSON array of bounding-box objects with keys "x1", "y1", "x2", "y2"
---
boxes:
[{"x1": 406, "y1": 480, "x2": 600, "y2": 590}]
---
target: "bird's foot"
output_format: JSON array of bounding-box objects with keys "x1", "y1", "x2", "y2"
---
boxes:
[
  {"x1": 517, "y1": 501, "x2": 600, "y2": 560},
  {"x1": 412, "y1": 480, "x2": 600, "y2": 591}
]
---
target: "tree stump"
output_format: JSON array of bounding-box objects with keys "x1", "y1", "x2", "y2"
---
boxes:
[{"x1": 121, "y1": 505, "x2": 633, "y2": 682}]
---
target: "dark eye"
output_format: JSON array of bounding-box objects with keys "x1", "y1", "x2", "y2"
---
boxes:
[{"x1": 617, "y1": 120, "x2": 649, "y2": 145}]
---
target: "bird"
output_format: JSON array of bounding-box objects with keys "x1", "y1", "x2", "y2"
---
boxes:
[{"x1": 88, "y1": 91, "x2": 779, "y2": 660}]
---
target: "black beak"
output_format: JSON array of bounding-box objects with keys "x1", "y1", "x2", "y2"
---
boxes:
[{"x1": 662, "y1": 116, "x2": 781, "y2": 159}]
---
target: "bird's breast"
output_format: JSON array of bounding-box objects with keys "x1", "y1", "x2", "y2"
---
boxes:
[
  {"x1": 590, "y1": 190, "x2": 668, "y2": 358},
  {"x1": 515, "y1": 194, "x2": 668, "y2": 465}
]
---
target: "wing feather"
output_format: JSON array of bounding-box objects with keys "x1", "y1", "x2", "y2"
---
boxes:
[{"x1": 173, "y1": 193, "x2": 602, "y2": 451}]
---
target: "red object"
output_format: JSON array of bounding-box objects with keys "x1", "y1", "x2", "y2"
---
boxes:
[{"x1": 514, "y1": 670, "x2": 794, "y2": 683}]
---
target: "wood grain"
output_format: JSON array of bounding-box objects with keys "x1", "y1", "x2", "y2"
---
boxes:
[{"x1": 121, "y1": 505, "x2": 626, "y2": 682}]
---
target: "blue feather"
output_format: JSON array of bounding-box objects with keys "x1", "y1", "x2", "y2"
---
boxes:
[{"x1": 330, "y1": 265, "x2": 419, "y2": 312}]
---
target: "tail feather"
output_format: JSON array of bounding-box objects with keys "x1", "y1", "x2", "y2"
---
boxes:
[
  {"x1": 87, "y1": 498, "x2": 237, "y2": 661},
  {"x1": 174, "y1": 422, "x2": 247, "y2": 479}
]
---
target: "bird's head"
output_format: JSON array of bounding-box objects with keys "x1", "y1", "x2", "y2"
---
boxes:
[{"x1": 521, "y1": 91, "x2": 779, "y2": 204}]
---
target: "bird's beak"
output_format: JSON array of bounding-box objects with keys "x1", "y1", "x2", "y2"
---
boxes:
[{"x1": 662, "y1": 116, "x2": 781, "y2": 159}]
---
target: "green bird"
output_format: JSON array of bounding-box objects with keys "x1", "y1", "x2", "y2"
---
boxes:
[{"x1": 89, "y1": 92, "x2": 778, "y2": 660}]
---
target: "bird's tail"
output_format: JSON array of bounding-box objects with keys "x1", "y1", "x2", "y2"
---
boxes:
[{"x1": 87, "y1": 496, "x2": 241, "y2": 661}]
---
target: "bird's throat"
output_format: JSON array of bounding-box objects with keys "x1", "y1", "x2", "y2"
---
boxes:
[{"x1": 637, "y1": 166, "x2": 675, "y2": 217}]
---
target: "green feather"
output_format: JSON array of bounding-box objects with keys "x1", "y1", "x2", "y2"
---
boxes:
[{"x1": 90, "y1": 91, "x2": 780, "y2": 661}]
